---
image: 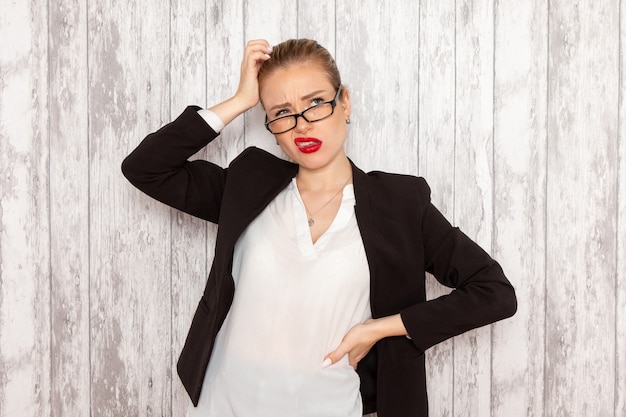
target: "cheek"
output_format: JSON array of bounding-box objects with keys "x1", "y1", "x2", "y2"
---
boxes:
[
  {"x1": 331, "y1": 118, "x2": 348, "y2": 139},
  {"x1": 275, "y1": 133, "x2": 291, "y2": 145},
  {"x1": 276, "y1": 140, "x2": 301, "y2": 163},
  {"x1": 315, "y1": 117, "x2": 347, "y2": 143}
]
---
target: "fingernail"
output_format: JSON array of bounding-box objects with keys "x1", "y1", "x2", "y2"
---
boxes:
[
  {"x1": 268, "y1": 45, "x2": 273, "y2": 52},
  {"x1": 321, "y1": 358, "x2": 332, "y2": 368}
]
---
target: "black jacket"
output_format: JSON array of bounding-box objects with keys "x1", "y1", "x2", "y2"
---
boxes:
[{"x1": 121, "y1": 106, "x2": 517, "y2": 416}]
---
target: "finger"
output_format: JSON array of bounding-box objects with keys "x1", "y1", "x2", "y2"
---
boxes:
[
  {"x1": 321, "y1": 357, "x2": 333, "y2": 368},
  {"x1": 239, "y1": 53, "x2": 271, "y2": 86},
  {"x1": 248, "y1": 50, "x2": 272, "y2": 63},
  {"x1": 242, "y1": 48, "x2": 272, "y2": 70},
  {"x1": 322, "y1": 346, "x2": 348, "y2": 369},
  {"x1": 245, "y1": 39, "x2": 273, "y2": 55},
  {"x1": 241, "y1": 40, "x2": 273, "y2": 75},
  {"x1": 246, "y1": 39, "x2": 269, "y2": 47}
]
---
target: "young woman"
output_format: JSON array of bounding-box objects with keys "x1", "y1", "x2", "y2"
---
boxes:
[{"x1": 122, "y1": 38, "x2": 517, "y2": 417}]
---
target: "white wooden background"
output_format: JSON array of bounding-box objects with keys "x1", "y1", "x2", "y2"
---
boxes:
[{"x1": 1, "y1": 0, "x2": 624, "y2": 416}]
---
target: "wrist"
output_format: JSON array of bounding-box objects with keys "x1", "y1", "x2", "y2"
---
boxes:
[
  {"x1": 368, "y1": 314, "x2": 408, "y2": 340},
  {"x1": 231, "y1": 92, "x2": 258, "y2": 111},
  {"x1": 208, "y1": 95, "x2": 257, "y2": 126}
]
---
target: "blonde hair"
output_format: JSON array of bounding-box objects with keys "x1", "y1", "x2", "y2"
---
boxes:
[{"x1": 258, "y1": 39, "x2": 344, "y2": 96}]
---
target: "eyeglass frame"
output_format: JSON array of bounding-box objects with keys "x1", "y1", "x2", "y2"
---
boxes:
[{"x1": 264, "y1": 86, "x2": 343, "y2": 134}]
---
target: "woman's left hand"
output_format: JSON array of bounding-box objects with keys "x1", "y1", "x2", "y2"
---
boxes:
[{"x1": 322, "y1": 314, "x2": 408, "y2": 369}]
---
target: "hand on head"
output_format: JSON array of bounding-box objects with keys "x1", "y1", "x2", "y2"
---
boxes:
[{"x1": 235, "y1": 39, "x2": 273, "y2": 110}]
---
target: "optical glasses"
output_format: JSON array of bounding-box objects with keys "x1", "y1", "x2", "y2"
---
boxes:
[{"x1": 264, "y1": 87, "x2": 342, "y2": 134}]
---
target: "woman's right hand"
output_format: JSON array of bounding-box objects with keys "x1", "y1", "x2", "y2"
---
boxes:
[
  {"x1": 208, "y1": 39, "x2": 272, "y2": 126},
  {"x1": 234, "y1": 39, "x2": 273, "y2": 109}
]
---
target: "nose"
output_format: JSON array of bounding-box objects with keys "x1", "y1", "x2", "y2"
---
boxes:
[{"x1": 293, "y1": 114, "x2": 312, "y2": 132}]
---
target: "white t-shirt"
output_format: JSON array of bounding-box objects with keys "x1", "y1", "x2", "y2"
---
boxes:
[{"x1": 187, "y1": 178, "x2": 371, "y2": 417}]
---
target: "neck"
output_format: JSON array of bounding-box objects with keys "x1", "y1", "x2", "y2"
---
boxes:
[{"x1": 295, "y1": 157, "x2": 353, "y2": 192}]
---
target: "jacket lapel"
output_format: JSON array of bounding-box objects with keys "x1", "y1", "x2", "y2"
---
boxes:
[
  {"x1": 217, "y1": 149, "x2": 379, "y2": 317},
  {"x1": 351, "y1": 162, "x2": 380, "y2": 318},
  {"x1": 218, "y1": 147, "x2": 298, "y2": 251}
]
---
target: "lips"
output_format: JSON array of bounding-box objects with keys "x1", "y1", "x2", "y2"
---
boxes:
[{"x1": 294, "y1": 137, "x2": 322, "y2": 153}]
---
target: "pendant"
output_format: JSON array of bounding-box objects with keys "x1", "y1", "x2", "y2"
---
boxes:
[{"x1": 308, "y1": 218, "x2": 315, "y2": 227}]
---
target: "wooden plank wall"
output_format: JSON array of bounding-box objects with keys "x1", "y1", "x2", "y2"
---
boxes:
[{"x1": 0, "y1": 1, "x2": 624, "y2": 416}]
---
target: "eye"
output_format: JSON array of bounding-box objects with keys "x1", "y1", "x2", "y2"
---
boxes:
[
  {"x1": 274, "y1": 108, "x2": 292, "y2": 118},
  {"x1": 310, "y1": 97, "x2": 325, "y2": 107}
]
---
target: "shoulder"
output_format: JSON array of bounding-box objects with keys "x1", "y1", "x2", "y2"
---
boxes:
[
  {"x1": 355, "y1": 167, "x2": 432, "y2": 206},
  {"x1": 230, "y1": 146, "x2": 280, "y2": 165},
  {"x1": 365, "y1": 170, "x2": 430, "y2": 191},
  {"x1": 229, "y1": 147, "x2": 296, "y2": 170},
  {"x1": 227, "y1": 147, "x2": 298, "y2": 183}
]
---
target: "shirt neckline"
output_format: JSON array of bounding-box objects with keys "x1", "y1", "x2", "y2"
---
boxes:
[{"x1": 289, "y1": 177, "x2": 355, "y2": 251}]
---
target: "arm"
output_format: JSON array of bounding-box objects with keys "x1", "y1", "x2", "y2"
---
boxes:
[
  {"x1": 324, "y1": 177, "x2": 516, "y2": 366},
  {"x1": 400, "y1": 181, "x2": 517, "y2": 352},
  {"x1": 121, "y1": 40, "x2": 273, "y2": 222},
  {"x1": 121, "y1": 107, "x2": 226, "y2": 222}
]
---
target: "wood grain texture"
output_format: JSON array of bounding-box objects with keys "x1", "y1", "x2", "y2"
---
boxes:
[
  {"x1": 48, "y1": 0, "x2": 91, "y2": 416},
  {"x1": 87, "y1": 0, "x2": 172, "y2": 415},
  {"x1": 492, "y1": 1, "x2": 548, "y2": 416},
  {"x1": 546, "y1": 1, "x2": 618, "y2": 415},
  {"x1": 336, "y1": 0, "x2": 419, "y2": 175},
  {"x1": 0, "y1": 1, "x2": 51, "y2": 416},
  {"x1": 418, "y1": 1, "x2": 456, "y2": 416},
  {"x1": 453, "y1": 1, "x2": 494, "y2": 416},
  {"x1": 2, "y1": 1, "x2": 626, "y2": 416},
  {"x1": 618, "y1": 1, "x2": 626, "y2": 413},
  {"x1": 298, "y1": 0, "x2": 336, "y2": 51}
]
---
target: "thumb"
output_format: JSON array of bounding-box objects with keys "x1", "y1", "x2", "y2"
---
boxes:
[{"x1": 322, "y1": 345, "x2": 348, "y2": 369}]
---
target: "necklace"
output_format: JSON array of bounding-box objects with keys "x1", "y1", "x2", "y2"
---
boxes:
[{"x1": 301, "y1": 177, "x2": 352, "y2": 227}]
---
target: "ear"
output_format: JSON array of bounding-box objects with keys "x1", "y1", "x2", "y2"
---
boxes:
[{"x1": 339, "y1": 88, "x2": 351, "y2": 119}]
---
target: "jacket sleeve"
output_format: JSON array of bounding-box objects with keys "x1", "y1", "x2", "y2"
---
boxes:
[
  {"x1": 121, "y1": 106, "x2": 226, "y2": 223},
  {"x1": 400, "y1": 178, "x2": 517, "y2": 353}
]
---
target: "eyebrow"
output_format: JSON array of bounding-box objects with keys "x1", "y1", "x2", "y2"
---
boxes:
[{"x1": 267, "y1": 89, "x2": 330, "y2": 113}]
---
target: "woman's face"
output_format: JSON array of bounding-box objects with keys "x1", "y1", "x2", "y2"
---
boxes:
[{"x1": 259, "y1": 63, "x2": 351, "y2": 173}]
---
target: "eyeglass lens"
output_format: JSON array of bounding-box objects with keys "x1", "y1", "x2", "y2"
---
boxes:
[{"x1": 268, "y1": 103, "x2": 334, "y2": 133}]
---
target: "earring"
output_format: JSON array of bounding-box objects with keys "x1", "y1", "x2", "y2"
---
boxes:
[{"x1": 346, "y1": 117, "x2": 351, "y2": 124}]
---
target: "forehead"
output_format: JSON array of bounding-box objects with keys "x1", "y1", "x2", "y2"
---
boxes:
[{"x1": 259, "y1": 63, "x2": 334, "y2": 105}]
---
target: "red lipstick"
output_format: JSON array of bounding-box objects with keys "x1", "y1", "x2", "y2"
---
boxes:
[{"x1": 294, "y1": 137, "x2": 322, "y2": 153}]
